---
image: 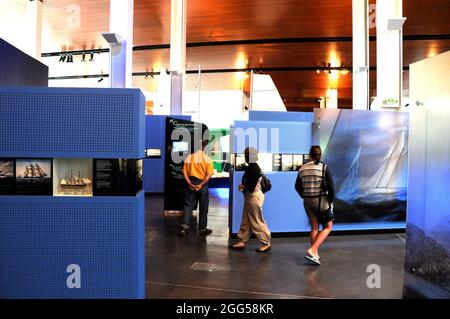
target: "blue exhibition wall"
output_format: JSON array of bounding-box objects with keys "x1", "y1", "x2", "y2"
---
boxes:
[
  {"x1": 0, "y1": 87, "x2": 145, "y2": 158},
  {"x1": 233, "y1": 120, "x2": 312, "y2": 154},
  {"x1": 403, "y1": 105, "x2": 450, "y2": 298},
  {"x1": 0, "y1": 87, "x2": 145, "y2": 298},
  {"x1": 231, "y1": 119, "x2": 312, "y2": 234},
  {"x1": 143, "y1": 115, "x2": 191, "y2": 193},
  {"x1": 249, "y1": 110, "x2": 314, "y2": 122},
  {"x1": 0, "y1": 38, "x2": 48, "y2": 87},
  {"x1": 0, "y1": 193, "x2": 145, "y2": 299}
]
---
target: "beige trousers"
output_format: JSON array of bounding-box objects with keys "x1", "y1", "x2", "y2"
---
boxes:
[{"x1": 237, "y1": 190, "x2": 271, "y2": 245}]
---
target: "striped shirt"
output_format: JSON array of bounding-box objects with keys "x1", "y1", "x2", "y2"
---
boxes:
[{"x1": 298, "y1": 161, "x2": 326, "y2": 197}]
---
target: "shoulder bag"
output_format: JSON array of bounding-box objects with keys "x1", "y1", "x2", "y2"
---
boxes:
[{"x1": 317, "y1": 164, "x2": 335, "y2": 225}]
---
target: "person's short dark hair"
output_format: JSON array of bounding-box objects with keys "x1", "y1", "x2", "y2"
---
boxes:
[
  {"x1": 309, "y1": 145, "x2": 322, "y2": 162},
  {"x1": 244, "y1": 147, "x2": 258, "y2": 164}
]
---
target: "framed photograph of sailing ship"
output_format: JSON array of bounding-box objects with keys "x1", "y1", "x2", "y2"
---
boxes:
[
  {"x1": 0, "y1": 158, "x2": 15, "y2": 195},
  {"x1": 281, "y1": 154, "x2": 294, "y2": 171},
  {"x1": 314, "y1": 109, "x2": 409, "y2": 223},
  {"x1": 272, "y1": 154, "x2": 282, "y2": 171},
  {"x1": 293, "y1": 154, "x2": 304, "y2": 171},
  {"x1": 53, "y1": 159, "x2": 93, "y2": 196},
  {"x1": 15, "y1": 158, "x2": 53, "y2": 195}
]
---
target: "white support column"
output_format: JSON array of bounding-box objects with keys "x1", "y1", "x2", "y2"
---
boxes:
[
  {"x1": 169, "y1": 0, "x2": 187, "y2": 115},
  {"x1": 26, "y1": 0, "x2": 43, "y2": 60},
  {"x1": 108, "y1": 0, "x2": 134, "y2": 88},
  {"x1": 326, "y1": 88, "x2": 338, "y2": 109},
  {"x1": 352, "y1": 0, "x2": 369, "y2": 110},
  {"x1": 375, "y1": 0, "x2": 406, "y2": 110}
]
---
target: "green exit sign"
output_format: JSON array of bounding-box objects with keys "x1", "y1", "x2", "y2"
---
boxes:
[{"x1": 383, "y1": 98, "x2": 399, "y2": 105}]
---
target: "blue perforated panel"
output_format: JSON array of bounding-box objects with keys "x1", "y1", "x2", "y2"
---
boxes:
[
  {"x1": 0, "y1": 192, "x2": 145, "y2": 299},
  {"x1": 0, "y1": 87, "x2": 145, "y2": 159}
]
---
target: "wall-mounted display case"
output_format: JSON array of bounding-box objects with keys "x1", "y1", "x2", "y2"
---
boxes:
[
  {"x1": 53, "y1": 158, "x2": 93, "y2": 196},
  {"x1": 93, "y1": 159, "x2": 142, "y2": 196}
]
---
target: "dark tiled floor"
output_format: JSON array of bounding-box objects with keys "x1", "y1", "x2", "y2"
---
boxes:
[{"x1": 145, "y1": 190, "x2": 406, "y2": 299}]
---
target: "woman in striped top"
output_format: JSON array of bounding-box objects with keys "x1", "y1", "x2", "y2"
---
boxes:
[{"x1": 296, "y1": 146, "x2": 335, "y2": 265}]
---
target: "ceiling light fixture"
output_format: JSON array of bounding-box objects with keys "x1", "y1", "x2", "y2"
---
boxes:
[
  {"x1": 59, "y1": 54, "x2": 66, "y2": 63},
  {"x1": 81, "y1": 53, "x2": 86, "y2": 62},
  {"x1": 89, "y1": 53, "x2": 94, "y2": 62}
]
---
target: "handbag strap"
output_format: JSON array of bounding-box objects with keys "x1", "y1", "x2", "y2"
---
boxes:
[{"x1": 317, "y1": 163, "x2": 329, "y2": 214}]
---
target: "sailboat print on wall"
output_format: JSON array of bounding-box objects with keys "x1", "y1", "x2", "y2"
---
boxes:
[
  {"x1": 362, "y1": 127, "x2": 408, "y2": 204},
  {"x1": 336, "y1": 146, "x2": 361, "y2": 203},
  {"x1": 316, "y1": 109, "x2": 409, "y2": 222}
]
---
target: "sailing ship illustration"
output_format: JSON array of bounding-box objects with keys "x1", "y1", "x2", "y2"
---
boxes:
[
  {"x1": 60, "y1": 169, "x2": 91, "y2": 187},
  {"x1": 335, "y1": 127, "x2": 408, "y2": 204},
  {"x1": 23, "y1": 163, "x2": 47, "y2": 178},
  {"x1": 362, "y1": 127, "x2": 408, "y2": 202},
  {"x1": 336, "y1": 146, "x2": 361, "y2": 203},
  {"x1": 0, "y1": 162, "x2": 13, "y2": 177}
]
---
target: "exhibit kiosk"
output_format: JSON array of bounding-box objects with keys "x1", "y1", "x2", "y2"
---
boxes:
[
  {"x1": 143, "y1": 115, "x2": 191, "y2": 193},
  {"x1": 0, "y1": 87, "x2": 146, "y2": 298},
  {"x1": 229, "y1": 110, "x2": 408, "y2": 235}
]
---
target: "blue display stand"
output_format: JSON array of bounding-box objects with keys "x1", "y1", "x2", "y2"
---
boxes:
[
  {"x1": 230, "y1": 119, "x2": 312, "y2": 234},
  {"x1": 0, "y1": 193, "x2": 144, "y2": 299},
  {"x1": 143, "y1": 115, "x2": 190, "y2": 193},
  {"x1": 0, "y1": 87, "x2": 145, "y2": 298}
]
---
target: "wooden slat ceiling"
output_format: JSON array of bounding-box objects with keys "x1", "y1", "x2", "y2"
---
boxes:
[{"x1": 29, "y1": 0, "x2": 450, "y2": 110}]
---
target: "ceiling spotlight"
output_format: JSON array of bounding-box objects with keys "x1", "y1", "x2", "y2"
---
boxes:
[
  {"x1": 145, "y1": 73, "x2": 149, "y2": 79},
  {"x1": 98, "y1": 76, "x2": 104, "y2": 83},
  {"x1": 66, "y1": 54, "x2": 73, "y2": 63},
  {"x1": 59, "y1": 54, "x2": 66, "y2": 63},
  {"x1": 101, "y1": 32, "x2": 122, "y2": 46},
  {"x1": 89, "y1": 53, "x2": 94, "y2": 62},
  {"x1": 81, "y1": 53, "x2": 86, "y2": 62}
]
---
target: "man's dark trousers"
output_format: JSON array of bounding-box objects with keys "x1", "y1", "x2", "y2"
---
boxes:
[{"x1": 182, "y1": 176, "x2": 209, "y2": 230}]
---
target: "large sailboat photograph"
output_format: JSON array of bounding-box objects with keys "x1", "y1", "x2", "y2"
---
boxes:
[{"x1": 315, "y1": 109, "x2": 409, "y2": 222}]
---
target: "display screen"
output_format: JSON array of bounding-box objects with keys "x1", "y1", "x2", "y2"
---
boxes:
[
  {"x1": 172, "y1": 141, "x2": 189, "y2": 153},
  {"x1": 145, "y1": 148, "x2": 162, "y2": 158},
  {"x1": 93, "y1": 159, "x2": 142, "y2": 196}
]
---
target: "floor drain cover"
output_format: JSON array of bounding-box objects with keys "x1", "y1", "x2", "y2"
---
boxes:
[{"x1": 190, "y1": 262, "x2": 219, "y2": 272}]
